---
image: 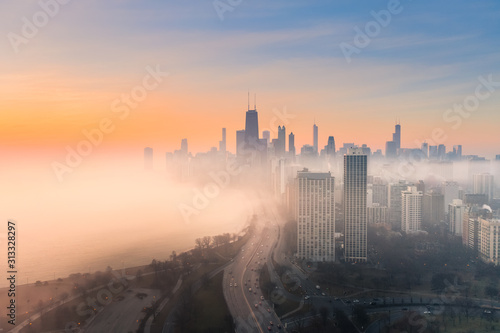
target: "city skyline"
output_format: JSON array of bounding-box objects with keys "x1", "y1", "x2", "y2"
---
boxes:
[{"x1": 1, "y1": 1, "x2": 500, "y2": 163}]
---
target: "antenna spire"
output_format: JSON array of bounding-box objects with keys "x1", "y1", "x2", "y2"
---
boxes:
[
  {"x1": 254, "y1": 93, "x2": 256, "y2": 110},
  {"x1": 247, "y1": 91, "x2": 250, "y2": 111}
]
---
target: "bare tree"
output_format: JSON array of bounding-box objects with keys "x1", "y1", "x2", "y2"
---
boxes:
[
  {"x1": 202, "y1": 236, "x2": 212, "y2": 250},
  {"x1": 195, "y1": 238, "x2": 203, "y2": 250}
]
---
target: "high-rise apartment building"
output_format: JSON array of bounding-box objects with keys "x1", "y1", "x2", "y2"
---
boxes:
[
  {"x1": 344, "y1": 148, "x2": 367, "y2": 262},
  {"x1": 296, "y1": 169, "x2": 335, "y2": 262},
  {"x1": 388, "y1": 181, "x2": 407, "y2": 228},
  {"x1": 401, "y1": 186, "x2": 422, "y2": 233},
  {"x1": 449, "y1": 199, "x2": 466, "y2": 236},
  {"x1": 478, "y1": 218, "x2": 500, "y2": 266}
]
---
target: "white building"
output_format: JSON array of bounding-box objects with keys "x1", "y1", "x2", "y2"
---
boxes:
[
  {"x1": 401, "y1": 186, "x2": 423, "y2": 233},
  {"x1": 295, "y1": 169, "x2": 335, "y2": 262},
  {"x1": 449, "y1": 199, "x2": 466, "y2": 236}
]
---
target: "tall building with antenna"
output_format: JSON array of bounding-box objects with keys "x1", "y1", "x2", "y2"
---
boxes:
[
  {"x1": 393, "y1": 121, "x2": 401, "y2": 150},
  {"x1": 244, "y1": 93, "x2": 259, "y2": 146}
]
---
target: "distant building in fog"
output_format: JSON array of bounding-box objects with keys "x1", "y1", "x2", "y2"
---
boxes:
[
  {"x1": 473, "y1": 173, "x2": 494, "y2": 202},
  {"x1": 181, "y1": 138, "x2": 188, "y2": 155},
  {"x1": 144, "y1": 147, "x2": 153, "y2": 170},
  {"x1": 423, "y1": 192, "x2": 445, "y2": 226},
  {"x1": 219, "y1": 128, "x2": 226, "y2": 153},
  {"x1": 236, "y1": 130, "x2": 245, "y2": 156},
  {"x1": 289, "y1": 132, "x2": 295, "y2": 158},
  {"x1": 313, "y1": 123, "x2": 318, "y2": 154},
  {"x1": 262, "y1": 130, "x2": 270, "y2": 145}
]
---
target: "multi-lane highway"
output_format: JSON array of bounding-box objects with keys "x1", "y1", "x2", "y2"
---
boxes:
[{"x1": 223, "y1": 202, "x2": 285, "y2": 332}]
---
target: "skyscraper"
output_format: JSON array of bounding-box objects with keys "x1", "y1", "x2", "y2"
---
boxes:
[
  {"x1": 429, "y1": 145, "x2": 438, "y2": 160},
  {"x1": 289, "y1": 132, "x2": 295, "y2": 158},
  {"x1": 421, "y1": 142, "x2": 429, "y2": 158},
  {"x1": 276, "y1": 125, "x2": 286, "y2": 157},
  {"x1": 385, "y1": 141, "x2": 397, "y2": 159},
  {"x1": 393, "y1": 122, "x2": 401, "y2": 150},
  {"x1": 313, "y1": 123, "x2": 318, "y2": 154},
  {"x1": 144, "y1": 147, "x2": 153, "y2": 170},
  {"x1": 401, "y1": 186, "x2": 423, "y2": 233},
  {"x1": 236, "y1": 130, "x2": 245, "y2": 157},
  {"x1": 245, "y1": 109, "x2": 259, "y2": 145},
  {"x1": 385, "y1": 122, "x2": 401, "y2": 158},
  {"x1": 181, "y1": 138, "x2": 188, "y2": 155},
  {"x1": 437, "y1": 144, "x2": 446, "y2": 160},
  {"x1": 453, "y1": 145, "x2": 462, "y2": 160},
  {"x1": 296, "y1": 169, "x2": 335, "y2": 262},
  {"x1": 344, "y1": 148, "x2": 367, "y2": 262},
  {"x1": 219, "y1": 128, "x2": 226, "y2": 153},
  {"x1": 325, "y1": 136, "x2": 336, "y2": 157}
]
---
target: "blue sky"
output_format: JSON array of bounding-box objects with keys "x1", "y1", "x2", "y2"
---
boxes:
[{"x1": 1, "y1": 0, "x2": 499, "y2": 157}]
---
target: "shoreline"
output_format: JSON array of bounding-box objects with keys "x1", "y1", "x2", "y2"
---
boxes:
[{"x1": 2, "y1": 225, "x2": 249, "y2": 291}]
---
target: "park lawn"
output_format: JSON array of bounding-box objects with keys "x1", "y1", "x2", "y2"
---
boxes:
[{"x1": 186, "y1": 271, "x2": 233, "y2": 332}]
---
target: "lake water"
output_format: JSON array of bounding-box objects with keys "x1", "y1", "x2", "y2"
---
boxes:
[{"x1": 0, "y1": 156, "x2": 255, "y2": 287}]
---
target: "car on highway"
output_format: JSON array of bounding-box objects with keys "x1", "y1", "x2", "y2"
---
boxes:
[
  {"x1": 267, "y1": 326, "x2": 272, "y2": 331},
  {"x1": 230, "y1": 283, "x2": 232, "y2": 287},
  {"x1": 255, "y1": 304, "x2": 258, "y2": 308},
  {"x1": 249, "y1": 288, "x2": 252, "y2": 292},
  {"x1": 260, "y1": 296, "x2": 264, "y2": 300},
  {"x1": 234, "y1": 283, "x2": 237, "y2": 287},
  {"x1": 304, "y1": 296, "x2": 310, "y2": 300}
]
